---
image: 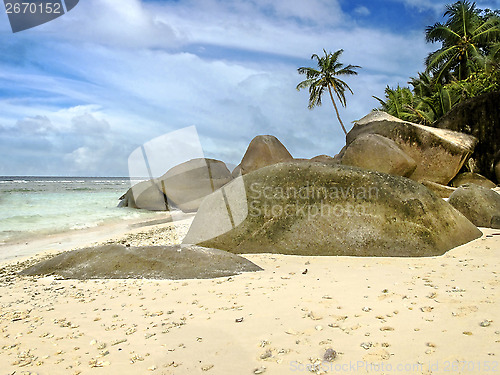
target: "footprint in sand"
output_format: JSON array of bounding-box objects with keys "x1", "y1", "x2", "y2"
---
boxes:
[{"x1": 362, "y1": 348, "x2": 391, "y2": 361}]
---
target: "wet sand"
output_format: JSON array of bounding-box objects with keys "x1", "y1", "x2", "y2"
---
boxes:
[{"x1": 0, "y1": 213, "x2": 194, "y2": 264}]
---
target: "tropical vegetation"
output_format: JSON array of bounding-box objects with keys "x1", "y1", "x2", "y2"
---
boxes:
[
  {"x1": 374, "y1": 1, "x2": 500, "y2": 125},
  {"x1": 297, "y1": 49, "x2": 361, "y2": 134}
]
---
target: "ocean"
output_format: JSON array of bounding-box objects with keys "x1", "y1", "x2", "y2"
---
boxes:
[{"x1": 0, "y1": 176, "x2": 164, "y2": 245}]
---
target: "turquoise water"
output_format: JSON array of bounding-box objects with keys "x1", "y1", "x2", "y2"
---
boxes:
[{"x1": 0, "y1": 177, "x2": 163, "y2": 244}]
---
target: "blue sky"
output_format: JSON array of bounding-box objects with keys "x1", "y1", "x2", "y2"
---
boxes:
[{"x1": 0, "y1": 0, "x2": 498, "y2": 176}]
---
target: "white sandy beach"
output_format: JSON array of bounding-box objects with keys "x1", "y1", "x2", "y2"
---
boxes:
[{"x1": 0, "y1": 220, "x2": 498, "y2": 375}]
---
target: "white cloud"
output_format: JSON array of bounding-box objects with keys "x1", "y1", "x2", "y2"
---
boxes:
[
  {"x1": 0, "y1": 104, "x2": 134, "y2": 175},
  {"x1": 251, "y1": 0, "x2": 345, "y2": 25},
  {"x1": 71, "y1": 113, "x2": 110, "y2": 133},
  {"x1": 16, "y1": 115, "x2": 54, "y2": 135},
  {"x1": 354, "y1": 6, "x2": 371, "y2": 16},
  {"x1": 37, "y1": 0, "x2": 180, "y2": 48},
  {"x1": 0, "y1": 0, "x2": 446, "y2": 175}
]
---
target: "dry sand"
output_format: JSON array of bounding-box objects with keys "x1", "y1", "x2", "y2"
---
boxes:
[{"x1": 0, "y1": 220, "x2": 498, "y2": 375}]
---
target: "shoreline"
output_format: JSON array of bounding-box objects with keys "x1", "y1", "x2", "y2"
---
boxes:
[{"x1": 0, "y1": 213, "x2": 194, "y2": 265}]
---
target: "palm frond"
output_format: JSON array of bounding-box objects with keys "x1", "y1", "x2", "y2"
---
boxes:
[
  {"x1": 372, "y1": 96, "x2": 387, "y2": 108},
  {"x1": 426, "y1": 23, "x2": 461, "y2": 43},
  {"x1": 488, "y1": 41, "x2": 500, "y2": 61},
  {"x1": 444, "y1": 1, "x2": 479, "y2": 34},
  {"x1": 297, "y1": 66, "x2": 321, "y2": 79},
  {"x1": 296, "y1": 78, "x2": 316, "y2": 91},
  {"x1": 472, "y1": 16, "x2": 500, "y2": 43},
  {"x1": 426, "y1": 45, "x2": 460, "y2": 71}
]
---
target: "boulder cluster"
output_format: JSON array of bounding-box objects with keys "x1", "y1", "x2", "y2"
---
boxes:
[
  {"x1": 28, "y1": 110, "x2": 498, "y2": 281},
  {"x1": 118, "y1": 111, "x2": 499, "y2": 257},
  {"x1": 337, "y1": 111, "x2": 491, "y2": 196}
]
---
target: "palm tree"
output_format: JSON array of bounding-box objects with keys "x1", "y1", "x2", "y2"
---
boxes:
[
  {"x1": 425, "y1": 0, "x2": 500, "y2": 82},
  {"x1": 409, "y1": 72, "x2": 435, "y2": 99},
  {"x1": 373, "y1": 85, "x2": 435, "y2": 125},
  {"x1": 297, "y1": 49, "x2": 360, "y2": 135}
]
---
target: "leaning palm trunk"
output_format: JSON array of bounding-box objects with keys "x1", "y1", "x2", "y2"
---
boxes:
[{"x1": 328, "y1": 85, "x2": 347, "y2": 134}]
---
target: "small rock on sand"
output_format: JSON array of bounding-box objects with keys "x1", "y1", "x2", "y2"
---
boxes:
[{"x1": 323, "y1": 348, "x2": 337, "y2": 362}]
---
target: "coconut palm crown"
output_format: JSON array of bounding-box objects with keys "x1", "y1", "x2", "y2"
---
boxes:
[
  {"x1": 296, "y1": 49, "x2": 360, "y2": 135},
  {"x1": 425, "y1": 0, "x2": 500, "y2": 82}
]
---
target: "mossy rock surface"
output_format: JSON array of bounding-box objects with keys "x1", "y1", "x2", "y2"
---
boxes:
[
  {"x1": 184, "y1": 162, "x2": 481, "y2": 257},
  {"x1": 435, "y1": 91, "x2": 500, "y2": 183},
  {"x1": 19, "y1": 245, "x2": 262, "y2": 280},
  {"x1": 448, "y1": 184, "x2": 500, "y2": 229},
  {"x1": 450, "y1": 172, "x2": 496, "y2": 189},
  {"x1": 347, "y1": 112, "x2": 477, "y2": 185},
  {"x1": 341, "y1": 133, "x2": 417, "y2": 177}
]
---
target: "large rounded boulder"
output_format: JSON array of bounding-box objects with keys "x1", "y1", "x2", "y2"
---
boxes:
[
  {"x1": 183, "y1": 162, "x2": 481, "y2": 257},
  {"x1": 118, "y1": 158, "x2": 232, "y2": 212},
  {"x1": 19, "y1": 244, "x2": 262, "y2": 280},
  {"x1": 340, "y1": 133, "x2": 417, "y2": 177},
  {"x1": 347, "y1": 112, "x2": 477, "y2": 185},
  {"x1": 118, "y1": 180, "x2": 168, "y2": 211},
  {"x1": 420, "y1": 180, "x2": 457, "y2": 199},
  {"x1": 158, "y1": 158, "x2": 232, "y2": 212},
  {"x1": 233, "y1": 135, "x2": 293, "y2": 176},
  {"x1": 309, "y1": 154, "x2": 339, "y2": 164},
  {"x1": 448, "y1": 184, "x2": 500, "y2": 229}
]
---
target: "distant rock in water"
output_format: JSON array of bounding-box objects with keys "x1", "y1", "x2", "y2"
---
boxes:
[
  {"x1": 183, "y1": 162, "x2": 481, "y2": 257},
  {"x1": 448, "y1": 184, "x2": 500, "y2": 229},
  {"x1": 434, "y1": 91, "x2": 500, "y2": 183},
  {"x1": 118, "y1": 180, "x2": 168, "y2": 211},
  {"x1": 346, "y1": 112, "x2": 477, "y2": 185},
  {"x1": 119, "y1": 158, "x2": 232, "y2": 212},
  {"x1": 158, "y1": 158, "x2": 232, "y2": 212},
  {"x1": 19, "y1": 244, "x2": 262, "y2": 280}
]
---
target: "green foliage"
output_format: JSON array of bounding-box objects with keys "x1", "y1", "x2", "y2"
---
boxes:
[
  {"x1": 297, "y1": 49, "x2": 360, "y2": 134},
  {"x1": 375, "y1": 1, "x2": 499, "y2": 124},
  {"x1": 425, "y1": 0, "x2": 500, "y2": 82},
  {"x1": 446, "y1": 68, "x2": 500, "y2": 98},
  {"x1": 425, "y1": 84, "x2": 461, "y2": 120},
  {"x1": 373, "y1": 86, "x2": 434, "y2": 125}
]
